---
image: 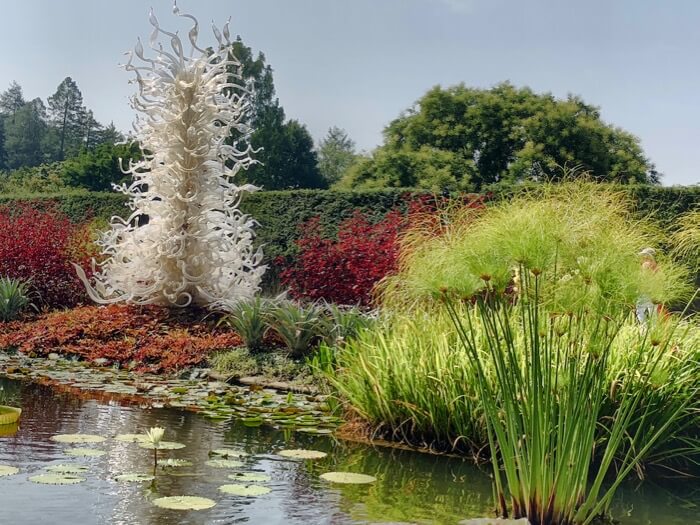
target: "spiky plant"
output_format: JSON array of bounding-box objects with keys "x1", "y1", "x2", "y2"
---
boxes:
[
  {"x1": 444, "y1": 273, "x2": 693, "y2": 525},
  {"x1": 74, "y1": 4, "x2": 265, "y2": 309}
]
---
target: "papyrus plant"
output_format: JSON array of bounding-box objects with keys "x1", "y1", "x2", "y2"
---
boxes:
[
  {"x1": 442, "y1": 271, "x2": 696, "y2": 525},
  {"x1": 75, "y1": 3, "x2": 265, "y2": 309}
]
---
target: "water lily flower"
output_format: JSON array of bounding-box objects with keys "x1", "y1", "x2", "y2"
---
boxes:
[{"x1": 146, "y1": 427, "x2": 165, "y2": 448}]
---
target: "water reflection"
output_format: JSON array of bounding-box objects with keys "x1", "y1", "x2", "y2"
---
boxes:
[{"x1": 0, "y1": 378, "x2": 698, "y2": 524}]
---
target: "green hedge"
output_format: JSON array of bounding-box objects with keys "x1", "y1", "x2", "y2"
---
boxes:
[{"x1": 1, "y1": 185, "x2": 697, "y2": 265}]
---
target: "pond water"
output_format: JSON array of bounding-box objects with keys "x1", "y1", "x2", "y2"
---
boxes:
[{"x1": 0, "y1": 377, "x2": 698, "y2": 525}]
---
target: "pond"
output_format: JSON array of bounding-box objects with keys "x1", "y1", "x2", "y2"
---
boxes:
[{"x1": 0, "y1": 376, "x2": 698, "y2": 525}]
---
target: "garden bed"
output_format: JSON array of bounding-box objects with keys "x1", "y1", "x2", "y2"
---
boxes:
[{"x1": 0, "y1": 304, "x2": 242, "y2": 374}]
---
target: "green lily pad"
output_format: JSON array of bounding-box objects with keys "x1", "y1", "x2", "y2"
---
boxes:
[
  {"x1": 218, "y1": 483, "x2": 271, "y2": 497},
  {"x1": 210, "y1": 449, "x2": 248, "y2": 458},
  {"x1": 115, "y1": 473, "x2": 155, "y2": 483},
  {"x1": 44, "y1": 464, "x2": 90, "y2": 474},
  {"x1": 65, "y1": 448, "x2": 106, "y2": 457},
  {"x1": 152, "y1": 496, "x2": 216, "y2": 510},
  {"x1": 114, "y1": 433, "x2": 149, "y2": 443},
  {"x1": 320, "y1": 471, "x2": 377, "y2": 484},
  {"x1": 0, "y1": 465, "x2": 19, "y2": 476},
  {"x1": 459, "y1": 518, "x2": 530, "y2": 525},
  {"x1": 161, "y1": 459, "x2": 193, "y2": 468},
  {"x1": 29, "y1": 474, "x2": 86, "y2": 485},
  {"x1": 278, "y1": 449, "x2": 327, "y2": 460},
  {"x1": 228, "y1": 472, "x2": 271, "y2": 483},
  {"x1": 139, "y1": 441, "x2": 186, "y2": 450},
  {"x1": 51, "y1": 434, "x2": 106, "y2": 444},
  {"x1": 205, "y1": 459, "x2": 244, "y2": 468}
]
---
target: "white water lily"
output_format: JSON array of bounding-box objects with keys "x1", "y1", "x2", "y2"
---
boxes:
[
  {"x1": 74, "y1": 2, "x2": 265, "y2": 310},
  {"x1": 145, "y1": 427, "x2": 165, "y2": 447}
]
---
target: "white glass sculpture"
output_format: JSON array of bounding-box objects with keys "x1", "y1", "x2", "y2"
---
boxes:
[{"x1": 74, "y1": 3, "x2": 265, "y2": 309}]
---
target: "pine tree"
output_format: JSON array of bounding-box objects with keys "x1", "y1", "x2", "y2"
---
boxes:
[
  {"x1": 47, "y1": 77, "x2": 84, "y2": 160},
  {"x1": 317, "y1": 126, "x2": 357, "y2": 185},
  {"x1": 0, "y1": 81, "x2": 26, "y2": 124}
]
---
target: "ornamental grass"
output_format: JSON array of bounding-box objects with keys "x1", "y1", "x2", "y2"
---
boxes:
[{"x1": 330, "y1": 182, "x2": 699, "y2": 525}]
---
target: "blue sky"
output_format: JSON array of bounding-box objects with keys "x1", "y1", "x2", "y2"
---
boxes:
[{"x1": 0, "y1": 0, "x2": 698, "y2": 185}]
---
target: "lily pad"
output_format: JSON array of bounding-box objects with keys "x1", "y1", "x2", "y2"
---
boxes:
[
  {"x1": 218, "y1": 483, "x2": 271, "y2": 497},
  {"x1": 65, "y1": 447, "x2": 107, "y2": 457},
  {"x1": 0, "y1": 406, "x2": 21, "y2": 425},
  {"x1": 228, "y1": 472, "x2": 271, "y2": 483},
  {"x1": 161, "y1": 459, "x2": 193, "y2": 468},
  {"x1": 29, "y1": 474, "x2": 86, "y2": 485},
  {"x1": 278, "y1": 449, "x2": 327, "y2": 460},
  {"x1": 0, "y1": 465, "x2": 19, "y2": 476},
  {"x1": 139, "y1": 441, "x2": 186, "y2": 450},
  {"x1": 152, "y1": 495, "x2": 216, "y2": 510},
  {"x1": 320, "y1": 471, "x2": 377, "y2": 484},
  {"x1": 51, "y1": 434, "x2": 106, "y2": 444},
  {"x1": 205, "y1": 459, "x2": 244, "y2": 468},
  {"x1": 210, "y1": 449, "x2": 248, "y2": 458},
  {"x1": 44, "y1": 464, "x2": 90, "y2": 474},
  {"x1": 459, "y1": 518, "x2": 530, "y2": 525},
  {"x1": 114, "y1": 433, "x2": 149, "y2": 443},
  {"x1": 115, "y1": 473, "x2": 155, "y2": 483}
]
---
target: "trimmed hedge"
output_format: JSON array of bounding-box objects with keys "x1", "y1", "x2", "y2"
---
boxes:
[{"x1": 0, "y1": 185, "x2": 697, "y2": 265}]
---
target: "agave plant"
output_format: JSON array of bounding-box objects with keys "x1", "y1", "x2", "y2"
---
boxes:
[
  {"x1": 0, "y1": 276, "x2": 35, "y2": 322},
  {"x1": 218, "y1": 296, "x2": 275, "y2": 352},
  {"x1": 267, "y1": 301, "x2": 325, "y2": 358},
  {"x1": 321, "y1": 302, "x2": 374, "y2": 346}
]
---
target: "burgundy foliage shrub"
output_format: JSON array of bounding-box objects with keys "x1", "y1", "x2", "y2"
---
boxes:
[
  {"x1": 280, "y1": 194, "x2": 485, "y2": 305},
  {"x1": 0, "y1": 202, "x2": 92, "y2": 307}
]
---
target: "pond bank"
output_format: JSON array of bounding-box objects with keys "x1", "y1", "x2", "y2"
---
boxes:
[{"x1": 0, "y1": 351, "x2": 340, "y2": 435}]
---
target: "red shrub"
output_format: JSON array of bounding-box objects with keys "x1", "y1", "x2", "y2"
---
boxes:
[
  {"x1": 0, "y1": 202, "x2": 92, "y2": 307},
  {"x1": 280, "y1": 194, "x2": 486, "y2": 305},
  {"x1": 0, "y1": 304, "x2": 242, "y2": 374}
]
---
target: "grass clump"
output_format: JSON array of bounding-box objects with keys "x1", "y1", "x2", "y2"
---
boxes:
[
  {"x1": 218, "y1": 297, "x2": 275, "y2": 353},
  {"x1": 443, "y1": 276, "x2": 697, "y2": 525},
  {"x1": 0, "y1": 276, "x2": 35, "y2": 322},
  {"x1": 382, "y1": 182, "x2": 690, "y2": 313},
  {"x1": 330, "y1": 182, "x2": 699, "y2": 525},
  {"x1": 210, "y1": 347, "x2": 313, "y2": 385}
]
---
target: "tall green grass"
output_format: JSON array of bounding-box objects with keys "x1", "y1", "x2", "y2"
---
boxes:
[
  {"x1": 443, "y1": 271, "x2": 697, "y2": 525},
  {"x1": 332, "y1": 307, "x2": 699, "y2": 471},
  {"x1": 330, "y1": 183, "x2": 699, "y2": 525},
  {"x1": 381, "y1": 182, "x2": 690, "y2": 312}
]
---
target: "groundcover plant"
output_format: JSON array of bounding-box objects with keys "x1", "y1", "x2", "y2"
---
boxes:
[{"x1": 74, "y1": 3, "x2": 265, "y2": 309}]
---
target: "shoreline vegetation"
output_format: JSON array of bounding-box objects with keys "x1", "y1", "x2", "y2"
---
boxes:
[{"x1": 0, "y1": 182, "x2": 698, "y2": 525}]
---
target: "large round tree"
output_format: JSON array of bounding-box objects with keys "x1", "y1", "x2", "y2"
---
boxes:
[{"x1": 341, "y1": 82, "x2": 658, "y2": 191}]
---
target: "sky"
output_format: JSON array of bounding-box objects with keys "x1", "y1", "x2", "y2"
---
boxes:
[{"x1": 0, "y1": 0, "x2": 698, "y2": 186}]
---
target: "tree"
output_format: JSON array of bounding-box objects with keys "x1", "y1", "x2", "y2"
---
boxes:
[
  {"x1": 47, "y1": 77, "x2": 85, "y2": 160},
  {"x1": 0, "y1": 81, "x2": 26, "y2": 123},
  {"x1": 341, "y1": 83, "x2": 657, "y2": 191},
  {"x1": 248, "y1": 115, "x2": 325, "y2": 189},
  {"x1": 0, "y1": 118, "x2": 7, "y2": 170},
  {"x1": 225, "y1": 37, "x2": 325, "y2": 189},
  {"x1": 61, "y1": 142, "x2": 140, "y2": 191},
  {"x1": 81, "y1": 109, "x2": 104, "y2": 150},
  {"x1": 317, "y1": 127, "x2": 357, "y2": 186},
  {"x1": 4, "y1": 98, "x2": 47, "y2": 168},
  {"x1": 96, "y1": 122, "x2": 125, "y2": 146}
]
